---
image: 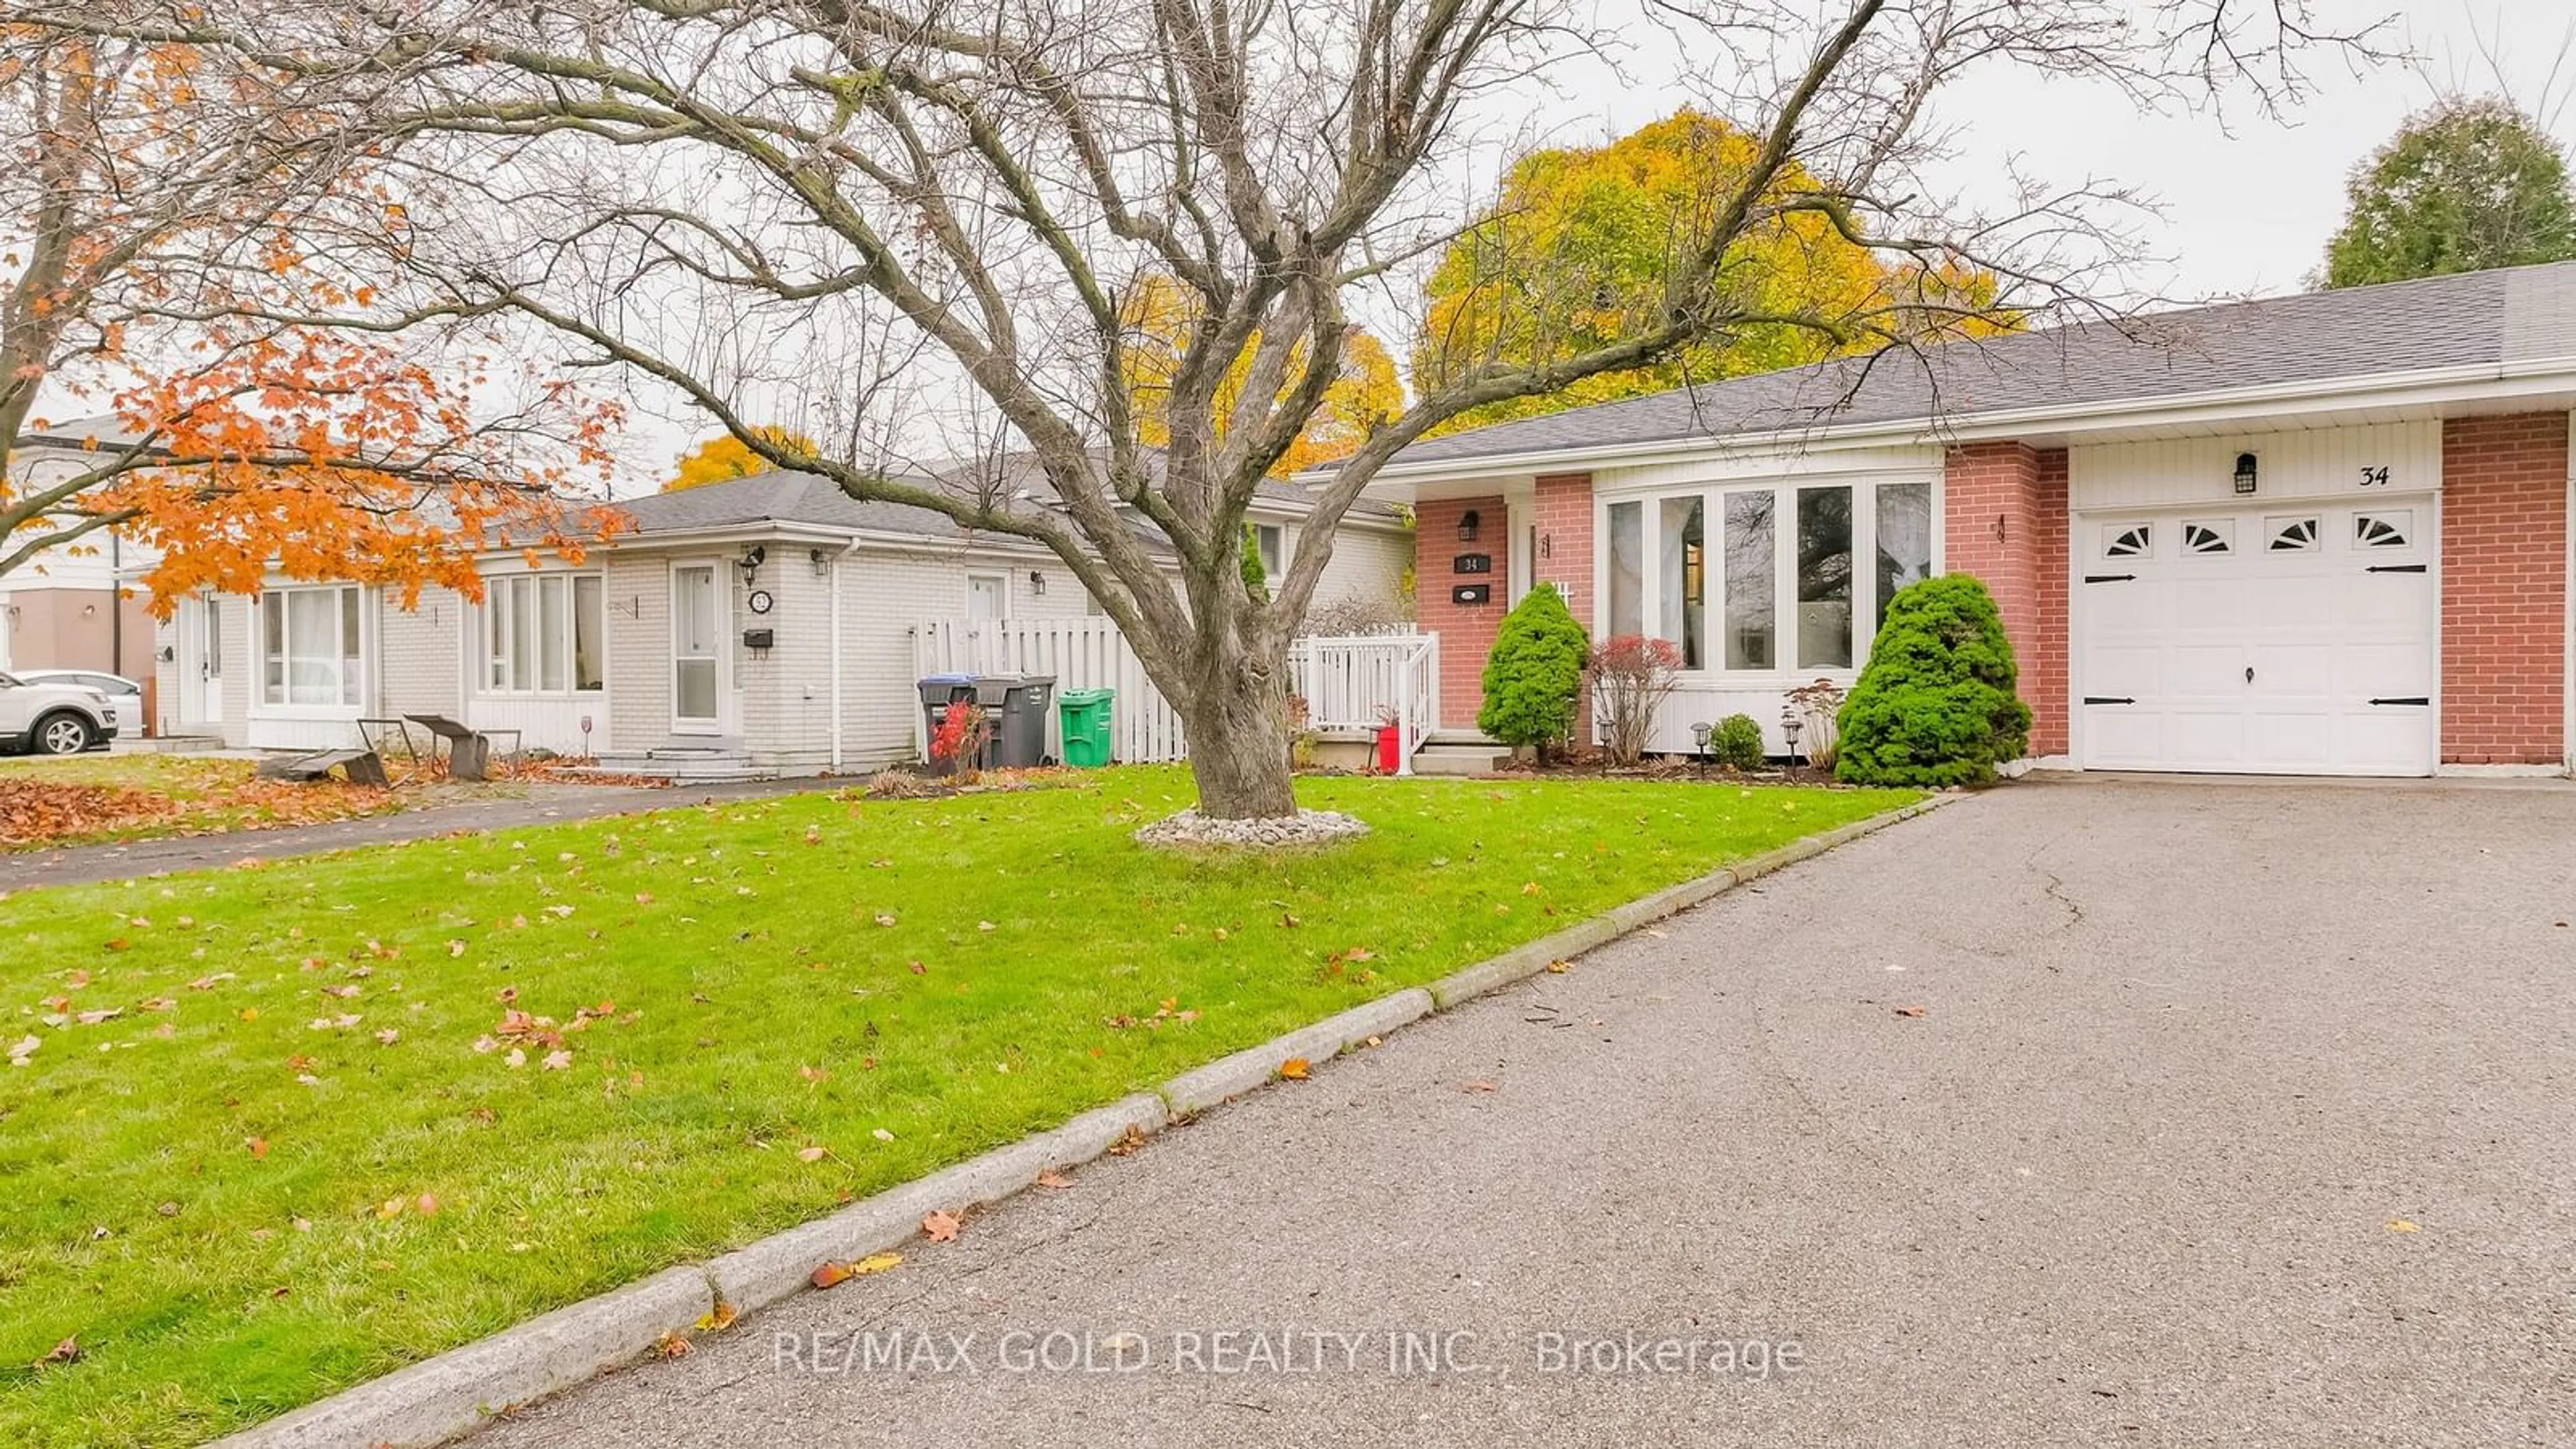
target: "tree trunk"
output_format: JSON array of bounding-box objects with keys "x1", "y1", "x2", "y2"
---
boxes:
[{"x1": 1184, "y1": 664, "x2": 1298, "y2": 820}]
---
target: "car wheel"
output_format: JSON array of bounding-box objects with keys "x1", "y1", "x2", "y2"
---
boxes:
[{"x1": 34, "y1": 712, "x2": 94, "y2": 756}]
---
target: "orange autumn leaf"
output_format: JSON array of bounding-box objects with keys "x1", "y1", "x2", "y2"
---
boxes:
[
  {"x1": 1277, "y1": 1057, "x2": 1311, "y2": 1081},
  {"x1": 921, "y1": 1210, "x2": 961, "y2": 1243}
]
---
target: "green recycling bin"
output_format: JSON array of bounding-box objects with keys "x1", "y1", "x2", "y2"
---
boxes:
[{"x1": 1057, "y1": 688, "x2": 1114, "y2": 767}]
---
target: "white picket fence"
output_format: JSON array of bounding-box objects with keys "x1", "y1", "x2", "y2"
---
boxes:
[
  {"x1": 1287, "y1": 633, "x2": 1440, "y2": 773},
  {"x1": 911, "y1": 616, "x2": 1188, "y2": 763},
  {"x1": 912, "y1": 617, "x2": 1440, "y2": 771}
]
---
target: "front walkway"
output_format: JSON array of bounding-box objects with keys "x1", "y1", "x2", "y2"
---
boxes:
[
  {"x1": 0, "y1": 777, "x2": 845, "y2": 893},
  {"x1": 473, "y1": 777, "x2": 2576, "y2": 1446}
]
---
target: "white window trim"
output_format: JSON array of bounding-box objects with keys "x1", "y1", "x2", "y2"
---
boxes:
[
  {"x1": 250, "y1": 584, "x2": 370, "y2": 718},
  {"x1": 474, "y1": 569, "x2": 608, "y2": 698},
  {"x1": 1594, "y1": 470, "x2": 1943, "y2": 685}
]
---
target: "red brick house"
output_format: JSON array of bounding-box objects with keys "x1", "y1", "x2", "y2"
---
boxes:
[{"x1": 1341, "y1": 262, "x2": 2576, "y2": 777}]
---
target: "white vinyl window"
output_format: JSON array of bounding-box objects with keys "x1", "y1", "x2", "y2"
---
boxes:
[
  {"x1": 1605, "y1": 478, "x2": 1938, "y2": 676},
  {"x1": 482, "y1": 574, "x2": 605, "y2": 694},
  {"x1": 1252, "y1": 524, "x2": 1285, "y2": 578},
  {"x1": 260, "y1": 585, "x2": 365, "y2": 706}
]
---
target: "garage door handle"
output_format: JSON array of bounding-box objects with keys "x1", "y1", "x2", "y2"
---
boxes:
[
  {"x1": 2365, "y1": 564, "x2": 2427, "y2": 574},
  {"x1": 2082, "y1": 696, "x2": 2135, "y2": 705},
  {"x1": 2083, "y1": 573, "x2": 2136, "y2": 584},
  {"x1": 2367, "y1": 696, "x2": 2430, "y2": 706}
]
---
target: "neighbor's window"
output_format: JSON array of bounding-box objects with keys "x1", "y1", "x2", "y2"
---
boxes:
[
  {"x1": 1722, "y1": 490, "x2": 1776, "y2": 670},
  {"x1": 1605, "y1": 500, "x2": 1643, "y2": 638},
  {"x1": 1658, "y1": 496, "x2": 1703, "y2": 669},
  {"x1": 1796, "y1": 485, "x2": 1854, "y2": 669},
  {"x1": 482, "y1": 574, "x2": 605, "y2": 694},
  {"x1": 1874, "y1": 482, "x2": 1933, "y2": 636},
  {"x1": 260, "y1": 585, "x2": 365, "y2": 706},
  {"x1": 1252, "y1": 524, "x2": 1285, "y2": 578}
]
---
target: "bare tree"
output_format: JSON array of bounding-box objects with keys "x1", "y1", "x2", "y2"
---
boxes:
[{"x1": 31, "y1": 0, "x2": 2384, "y2": 817}]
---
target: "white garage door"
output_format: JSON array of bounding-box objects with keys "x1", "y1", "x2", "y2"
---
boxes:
[{"x1": 2077, "y1": 499, "x2": 2436, "y2": 775}]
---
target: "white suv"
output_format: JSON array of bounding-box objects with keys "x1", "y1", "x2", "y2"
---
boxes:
[{"x1": 0, "y1": 672, "x2": 119, "y2": 755}]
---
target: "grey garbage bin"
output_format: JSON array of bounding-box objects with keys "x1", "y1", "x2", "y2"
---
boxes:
[
  {"x1": 976, "y1": 674, "x2": 1058, "y2": 768},
  {"x1": 916, "y1": 672, "x2": 989, "y2": 774}
]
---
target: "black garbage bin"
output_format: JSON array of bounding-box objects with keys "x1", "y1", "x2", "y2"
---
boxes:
[
  {"x1": 916, "y1": 672, "x2": 988, "y2": 774},
  {"x1": 975, "y1": 674, "x2": 1058, "y2": 768}
]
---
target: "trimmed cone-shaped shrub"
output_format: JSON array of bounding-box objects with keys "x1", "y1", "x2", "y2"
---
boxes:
[
  {"x1": 1836, "y1": 574, "x2": 2032, "y2": 786},
  {"x1": 1477, "y1": 582, "x2": 1589, "y2": 752}
]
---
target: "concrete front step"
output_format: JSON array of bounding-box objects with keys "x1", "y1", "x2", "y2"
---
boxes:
[{"x1": 1410, "y1": 744, "x2": 1511, "y2": 777}]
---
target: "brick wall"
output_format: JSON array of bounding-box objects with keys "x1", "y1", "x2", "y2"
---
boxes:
[
  {"x1": 1414, "y1": 495, "x2": 1505, "y2": 729},
  {"x1": 1943, "y1": 442, "x2": 2070, "y2": 757},
  {"x1": 1532, "y1": 473, "x2": 1598, "y2": 741},
  {"x1": 2440, "y1": 413, "x2": 2568, "y2": 765}
]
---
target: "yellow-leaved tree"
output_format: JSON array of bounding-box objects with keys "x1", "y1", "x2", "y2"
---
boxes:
[
  {"x1": 1120, "y1": 274, "x2": 1402, "y2": 477},
  {"x1": 663, "y1": 426, "x2": 818, "y2": 491},
  {"x1": 1414, "y1": 112, "x2": 2014, "y2": 433}
]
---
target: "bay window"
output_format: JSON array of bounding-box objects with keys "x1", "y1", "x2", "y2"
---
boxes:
[
  {"x1": 483, "y1": 573, "x2": 605, "y2": 694},
  {"x1": 1613, "y1": 476, "x2": 1938, "y2": 676},
  {"x1": 261, "y1": 585, "x2": 364, "y2": 706}
]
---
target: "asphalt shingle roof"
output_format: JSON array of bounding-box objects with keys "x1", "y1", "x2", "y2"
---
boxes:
[{"x1": 1384, "y1": 260, "x2": 2576, "y2": 469}]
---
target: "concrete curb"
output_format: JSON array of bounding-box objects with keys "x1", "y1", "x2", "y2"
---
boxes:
[{"x1": 211, "y1": 790, "x2": 1951, "y2": 1448}]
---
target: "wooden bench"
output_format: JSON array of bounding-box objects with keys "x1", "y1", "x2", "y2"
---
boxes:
[
  {"x1": 401, "y1": 714, "x2": 521, "y2": 782},
  {"x1": 254, "y1": 747, "x2": 390, "y2": 787}
]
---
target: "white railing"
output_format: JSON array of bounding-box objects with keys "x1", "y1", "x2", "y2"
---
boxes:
[
  {"x1": 912, "y1": 616, "x2": 1188, "y2": 763},
  {"x1": 1289, "y1": 632, "x2": 1439, "y2": 775}
]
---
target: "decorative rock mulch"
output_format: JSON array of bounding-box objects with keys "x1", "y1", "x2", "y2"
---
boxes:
[{"x1": 1132, "y1": 808, "x2": 1371, "y2": 849}]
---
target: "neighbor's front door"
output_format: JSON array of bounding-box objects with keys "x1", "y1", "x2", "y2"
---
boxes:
[
  {"x1": 670, "y1": 564, "x2": 731, "y2": 735},
  {"x1": 182, "y1": 594, "x2": 225, "y2": 726}
]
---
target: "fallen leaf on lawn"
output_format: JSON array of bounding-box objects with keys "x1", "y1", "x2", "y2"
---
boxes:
[
  {"x1": 652, "y1": 1330, "x2": 692, "y2": 1358},
  {"x1": 74, "y1": 1008, "x2": 123, "y2": 1026},
  {"x1": 1277, "y1": 1057, "x2": 1311, "y2": 1081},
  {"x1": 321, "y1": 984, "x2": 360, "y2": 1000},
  {"x1": 1521, "y1": 881, "x2": 1540, "y2": 896},
  {"x1": 238, "y1": 1008, "x2": 258, "y2": 1022},
  {"x1": 2387, "y1": 1219, "x2": 2421, "y2": 1234},
  {"x1": 921, "y1": 1209, "x2": 961, "y2": 1243},
  {"x1": 873, "y1": 912, "x2": 897, "y2": 928},
  {"x1": 504, "y1": 1047, "x2": 527, "y2": 1069},
  {"x1": 1035, "y1": 1169, "x2": 1072, "y2": 1189},
  {"x1": 7, "y1": 1035, "x2": 38, "y2": 1068},
  {"x1": 797, "y1": 1146, "x2": 828, "y2": 1163},
  {"x1": 977, "y1": 920, "x2": 996, "y2": 932},
  {"x1": 246, "y1": 1136, "x2": 269, "y2": 1159},
  {"x1": 541, "y1": 1049, "x2": 573, "y2": 1071},
  {"x1": 871, "y1": 1128, "x2": 895, "y2": 1142},
  {"x1": 416, "y1": 1193, "x2": 439, "y2": 1216},
  {"x1": 447, "y1": 940, "x2": 468, "y2": 958},
  {"x1": 495, "y1": 986, "x2": 518, "y2": 1004},
  {"x1": 471, "y1": 1035, "x2": 498, "y2": 1054},
  {"x1": 906, "y1": 961, "x2": 926, "y2": 975},
  {"x1": 1342, "y1": 947, "x2": 1376, "y2": 963},
  {"x1": 696, "y1": 1302, "x2": 740, "y2": 1332},
  {"x1": 33, "y1": 1336, "x2": 78, "y2": 1369},
  {"x1": 376, "y1": 1197, "x2": 407, "y2": 1220},
  {"x1": 1893, "y1": 1005, "x2": 1927, "y2": 1018},
  {"x1": 798, "y1": 1063, "x2": 830, "y2": 1084},
  {"x1": 189, "y1": 973, "x2": 236, "y2": 989},
  {"x1": 374, "y1": 1029, "x2": 399, "y2": 1046}
]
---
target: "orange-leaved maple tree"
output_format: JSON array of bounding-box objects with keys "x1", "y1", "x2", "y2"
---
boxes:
[{"x1": 0, "y1": 26, "x2": 623, "y2": 608}]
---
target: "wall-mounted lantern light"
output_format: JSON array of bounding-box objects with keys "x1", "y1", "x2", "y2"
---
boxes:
[
  {"x1": 2233, "y1": 451, "x2": 2259, "y2": 495},
  {"x1": 737, "y1": 543, "x2": 767, "y2": 582},
  {"x1": 1028, "y1": 570, "x2": 1046, "y2": 595},
  {"x1": 809, "y1": 547, "x2": 831, "y2": 577},
  {"x1": 1456, "y1": 508, "x2": 1481, "y2": 543}
]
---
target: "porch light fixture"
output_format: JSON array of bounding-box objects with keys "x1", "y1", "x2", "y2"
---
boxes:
[
  {"x1": 737, "y1": 544, "x2": 767, "y2": 582},
  {"x1": 1028, "y1": 570, "x2": 1046, "y2": 595},
  {"x1": 2233, "y1": 451, "x2": 2259, "y2": 496},
  {"x1": 809, "y1": 547, "x2": 831, "y2": 576},
  {"x1": 1456, "y1": 508, "x2": 1481, "y2": 542}
]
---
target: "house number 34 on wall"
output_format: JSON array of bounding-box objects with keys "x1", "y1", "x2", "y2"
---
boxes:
[{"x1": 2356, "y1": 466, "x2": 2392, "y2": 488}]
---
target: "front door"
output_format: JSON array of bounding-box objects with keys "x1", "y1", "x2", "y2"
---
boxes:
[
  {"x1": 181, "y1": 594, "x2": 225, "y2": 725},
  {"x1": 671, "y1": 564, "x2": 731, "y2": 735}
]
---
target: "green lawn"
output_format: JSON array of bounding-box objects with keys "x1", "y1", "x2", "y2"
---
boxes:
[{"x1": 0, "y1": 767, "x2": 1915, "y2": 1446}]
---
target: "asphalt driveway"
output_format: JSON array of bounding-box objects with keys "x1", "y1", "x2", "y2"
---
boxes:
[{"x1": 473, "y1": 777, "x2": 2576, "y2": 1448}]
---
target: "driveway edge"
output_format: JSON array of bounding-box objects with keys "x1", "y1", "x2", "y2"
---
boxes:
[{"x1": 211, "y1": 790, "x2": 1949, "y2": 1448}]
